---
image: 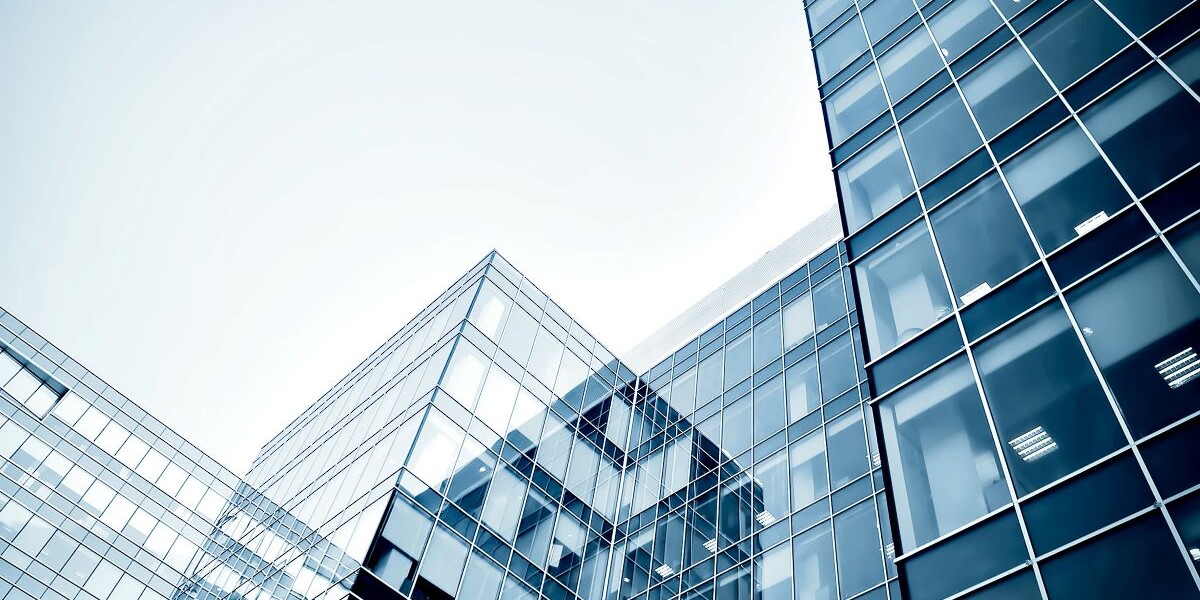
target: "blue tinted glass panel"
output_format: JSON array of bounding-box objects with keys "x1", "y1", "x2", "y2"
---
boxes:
[
  {"x1": 959, "y1": 43, "x2": 1054, "y2": 138},
  {"x1": 900, "y1": 90, "x2": 983, "y2": 184},
  {"x1": 816, "y1": 21, "x2": 869, "y2": 83},
  {"x1": 927, "y1": 0, "x2": 1002, "y2": 62},
  {"x1": 838, "y1": 131, "x2": 916, "y2": 231},
  {"x1": 855, "y1": 223, "x2": 953, "y2": 356},
  {"x1": 1024, "y1": 0, "x2": 1133, "y2": 88},
  {"x1": 827, "y1": 68, "x2": 889, "y2": 145},
  {"x1": 879, "y1": 28, "x2": 944, "y2": 101},
  {"x1": 901, "y1": 511, "x2": 1028, "y2": 600}
]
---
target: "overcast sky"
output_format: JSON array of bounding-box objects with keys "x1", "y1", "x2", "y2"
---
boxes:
[{"x1": 0, "y1": 0, "x2": 835, "y2": 473}]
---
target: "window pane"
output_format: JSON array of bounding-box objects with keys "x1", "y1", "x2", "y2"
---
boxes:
[
  {"x1": 755, "y1": 448, "x2": 791, "y2": 524},
  {"x1": 1066, "y1": 245, "x2": 1200, "y2": 437},
  {"x1": 900, "y1": 90, "x2": 983, "y2": 184},
  {"x1": 974, "y1": 303, "x2": 1125, "y2": 495},
  {"x1": 827, "y1": 409, "x2": 869, "y2": 489},
  {"x1": 482, "y1": 467, "x2": 525, "y2": 541},
  {"x1": 404, "y1": 411, "x2": 465, "y2": 494},
  {"x1": 879, "y1": 28, "x2": 944, "y2": 102},
  {"x1": 813, "y1": 272, "x2": 847, "y2": 332},
  {"x1": 855, "y1": 223, "x2": 954, "y2": 356},
  {"x1": 419, "y1": 526, "x2": 469, "y2": 596},
  {"x1": 1082, "y1": 66, "x2": 1200, "y2": 196},
  {"x1": 819, "y1": 334, "x2": 856, "y2": 401},
  {"x1": 927, "y1": 0, "x2": 1002, "y2": 61},
  {"x1": 838, "y1": 131, "x2": 916, "y2": 230},
  {"x1": 1040, "y1": 514, "x2": 1200, "y2": 600},
  {"x1": 1022, "y1": 453, "x2": 1153, "y2": 555},
  {"x1": 786, "y1": 354, "x2": 821, "y2": 421},
  {"x1": 1023, "y1": 0, "x2": 1132, "y2": 88},
  {"x1": 816, "y1": 21, "x2": 869, "y2": 83},
  {"x1": 759, "y1": 541, "x2": 793, "y2": 600},
  {"x1": 726, "y1": 332, "x2": 752, "y2": 389},
  {"x1": 698, "y1": 351, "x2": 723, "y2": 406},
  {"x1": 790, "y1": 430, "x2": 829, "y2": 508},
  {"x1": 959, "y1": 43, "x2": 1054, "y2": 138},
  {"x1": 808, "y1": 0, "x2": 854, "y2": 35},
  {"x1": 723, "y1": 394, "x2": 753, "y2": 457},
  {"x1": 792, "y1": 522, "x2": 836, "y2": 600},
  {"x1": 930, "y1": 174, "x2": 1038, "y2": 305},
  {"x1": 878, "y1": 357, "x2": 1011, "y2": 548},
  {"x1": 863, "y1": 0, "x2": 915, "y2": 43},
  {"x1": 1166, "y1": 35, "x2": 1200, "y2": 95},
  {"x1": 826, "y1": 68, "x2": 888, "y2": 144},
  {"x1": 1002, "y1": 122, "x2": 1130, "y2": 252},
  {"x1": 835, "y1": 500, "x2": 884, "y2": 598},
  {"x1": 754, "y1": 375, "x2": 787, "y2": 443},
  {"x1": 784, "y1": 293, "x2": 816, "y2": 350},
  {"x1": 1100, "y1": 0, "x2": 1189, "y2": 36},
  {"x1": 754, "y1": 313, "x2": 783, "y2": 371},
  {"x1": 901, "y1": 511, "x2": 1027, "y2": 600},
  {"x1": 1166, "y1": 490, "x2": 1200, "y2": 576}
]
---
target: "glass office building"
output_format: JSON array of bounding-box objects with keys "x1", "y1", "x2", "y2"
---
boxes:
[
  {"x1": 806, "y1": 0, "x2": 1200, "y2": 597},
  {"x1": 4, "y1": 1, "x2": 1200, "y2": 598}
]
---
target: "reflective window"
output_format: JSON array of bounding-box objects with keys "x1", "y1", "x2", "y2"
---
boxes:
[
  {"x1": 792, "y1": 522, "x2": 836, "y2": 600},
  {"x1": 754, "y1": 313, "x2": 783, "y2": 371},
  {"x1": 755, "y1": 448, "x2": 791, "y2": 525},
  {"x1": 827, "y1": 409, "x2": 869, "y2": 488},
  {"x1": 1166, "y1": 490, "x2": 1200, "y2": 576},
  {"x1": 927, "y1": 0, "x2": 1001, "y2": 61},
  {"x1": 819, "y1": 334, "x2": 857, "y2": 401},
  {"x1": 1100, "y1": 0, "x2": 1189, "y2": 35},
  {"x1": 697, "y1": 351, "x2": 723, "y2": 407},
  {"x1": 1040, "y1": 515, "x2": 1200, "y2": 600},
  {"x1": 813, "y1": 272, "x2": 847, "y2": 332},
  {"x1": 807, "y1": 0, "x2": 854, "y2": 35},
  {"x1": 1082, "y1": 66, "x2": 1200, "y2": 196},
  {"x1": 759, "y1": 541, "x2": 793, "y2": 600},
  {"x1": 960, "y1": 43, "x2": 1054, "y2": 138},
  {"x1": 723, "y1": 394, "x2": 753, "y2": 457},
  {"x1": 786, "y1": 354, "x2": 821, "y2": 421},
  {"x1": 902, "y1": 511, "x2": 1028, "y2": 600},
  {"x1": 1002, "y1": 122, "x2": 1130, "y2": 252},
  {"x1": 403, "y1": 411, "x2": 466, "y2": 494},
  {"x1": 458, "y1": 553, "x2": 504, "y2": 600},
  {"x1": 1023, "y1": 0, "x2": 1132, "y2": 88},
  {"x1": 471, "y1": 279, "x2": 511, "y2": 340},
  {"x1": 900, "y1": 89, "x2": 983, "y2": 184},
  {"x1": 1022, "y1": 453, "x2": 1153, "y2": 555},
  {"x1": 974, "y1": 304, "x2": 1125, "y2": 495},
  {"x1": 835, "y1": 500, "x2": 883, "y2": 597},
  {"x1": 1166, "y1": 36, "x2": 1200, "y2": 95},
  {"x1": 726, "y1": 332, "x2": 752, "y2": 388},
  {"x1": 862, "y1": 0, "x2": 915, "y2": 42},
  {"x1": 816, "y1": 21, "x2": 869, "y2": 83},
  {"x1": 855, "y1": 223, "x2": 954, "y2": 356},
  {"x1": 790, "y1": 429, "x2": 829, "y2": 509},
  {"x1": 879, "y1": 28, "x2": 944, "y2": 102},
  {"x1": 1066, "y1": 245, "x2": 1200, "y2": 437},
  {"x1": 838, "y1": 130, "x2": 916, "y2": 230},
  {"x1": 419, "y1": 526, "x2": 469, "y2": 596},
  {"x1": 754, "y1": 375, "x2": 787, "y2": 443},
  {"x1": 930, "y1": 174, "x2": 1038, "y2": 305},
  {"x1": 878, "y1": 357, "x2": 1011, "y2": 548},
  {"x1": 784, "y1": 293, "x2": 816, "y2": 350},
  {"x1": 826, "y1": 68, "x2": 888, "y2": 144},
  {"x1": 499, "y1": 307, "x2": 539, "y2": 363}
]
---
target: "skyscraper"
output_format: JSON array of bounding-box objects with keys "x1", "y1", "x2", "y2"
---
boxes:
[{"x1": 1, "y1": 1, "x2": 1198, "y2": 599}]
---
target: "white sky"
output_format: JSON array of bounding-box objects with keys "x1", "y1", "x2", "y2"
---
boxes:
[{"x1": 0, "y1": 0, "x2": 835, "y2": 474}]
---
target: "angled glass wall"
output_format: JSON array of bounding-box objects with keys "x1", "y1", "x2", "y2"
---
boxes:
[{"x1": 806, "y1": 0, "x2": 1200, "y2": 596}]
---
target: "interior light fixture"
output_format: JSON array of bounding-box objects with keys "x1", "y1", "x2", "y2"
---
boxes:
[
  {"x1": 1008, "y1": 426, "x2": 1057, "y2": 462},
  {"x1": 703, "y1": 539, "x2": 718, "y2": 553},
  {"x1": 1190, "y1": 548, "x2": 1200, "y2": 561},
  {"x1": 654, "y1": 564, "x2": 676, "y2": 578},
  {"x1": 1156, "y1": 347, "x2": 1199, "y2": 389},
  {"x1": 755, "y1": 511, "x2": 776, "y2": 527}
]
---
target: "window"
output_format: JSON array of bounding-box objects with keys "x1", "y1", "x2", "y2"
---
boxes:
[
  {"x1": 838, "y1": 131, "x2": 916, "y2": 230},
  {"x1": 783, "y1": 293, "x2": 816, "y2": 350},
  {"x1": 1002, "y1": 122, "x2": 1130, "y2": 252},
  {"x1": 755, "y1": 448, "x2": 791, "y2": 525},
  {"x1": 481, "y1": 467, "x2": 525, "y2": 541},
  {"x1": 722, "y1": 394, "x2": 753, "y2": 457},
  {"x1": 927, "y1": 0, "x2": 1001, "y2": 62},
  {"x1": 826, "y1": 68, "x2": 888, "y2": 144},
  {"x1": 819, "y1": 334, "x2": 857, "y2": 401},
  {"x1": 879, "y1": 28, "x2": 943, "y2": 101},
  {"x1": 1022, "y1": 453, "x2": 1153, "y2": 554},
  {"x1": 1082, "y1": 66, "x2": 1200, "y2": 197},
  {"x1": 1023, "y1": 0, "x2": 1132, "y2": 88},
  {"x1": 807, "y1": 0, "x2": 854, "y2": 35},
  {"x1": 835, "y1": 500, "x2": 884, "y2": 597},
  {"x1": 929, "y1": 174, "x2": 1038, "y2": 306},
  {"x1": 862, "y1": 0, "x2": 915, "y2": 42},
  {"x1": 402, "y1": 410, "x2": 465, "y2": 494},
  {"x1": 759, "y1": 541, "x2": 793, "y2": 600},
  {"x1": 725, "y1": 332, "x2": 752, "y2": 388},
  {"x1": 790, "y1": 429, "x2": 829, "y2": 509},
  {"x1": 792, "y1": 522, "x2": 836, "y2": 600},
  {"x1": 877, "y1": 357, "x2": 1011, "y2": 548},
  {"x1": 974, "y1": 304, "x2": 1125, "y2": 495},
  {"x1": 754, "y1": 312, "x2": 783, "y2": 371},
  {"x1": 1040, "y1": 515, "x2": 1199, "y2": 599},
  {"x1": 813, "y1": 272, "x2": 847, "y2": 332},
  {"x1": 697, "y1": 351, "x2": 723, "y2": 406},
  {"x1": 754, "y1": 375, "x2": 787, "y2": 443},
  {"x1": 1066, "y1": 245, "x2": 1200, "y2": 437},
  {"x1": 470, "y1": 279, "x2": 511, "y2": 339},
  {"x1": 786, "y1": 354, "x2": 821, "y2": 421},
  {"x1": 959, "y1": 43, "x2": 1054, "y2": 138},
  {"x1": 1099, "y1": 0, "x2": 1189, "y2": 35},
  {"x1": 815, "y1": 20, "x2": 869, "y2": 83},
  {"x1": 900, "y1": 89, "x2": 983, "y2": 184},
  {"x1": 855, "y1": 223, "x2": 954, "y2": 356},
  {"x1": 827, "y1": 409, "x2": 869, "y2": 488}
]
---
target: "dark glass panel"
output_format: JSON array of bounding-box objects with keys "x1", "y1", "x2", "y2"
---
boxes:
[
  {"x1": 960, "y1": 43, "x2": 1055, "y2": 138},
  {"x1": 862, "y1": 0, "x2": 916, "y2": 42},
  {"x1": 1024, "y1": 0, "x2": 1133, "y2": 88},
  {"x1": 826, "y1": 68, "x2": 889, "y2": 145},
  {"x1": 960, "y1": 569, "x2": 1042, "y2": 600},
  {"x1": 834, "y1": 500, "x2": 884, "y2": 597},
  {"x1": 927, "y1": 0, "x2": 1002, "y2": 62},
  {"x1": 900, "y1": 89, "x2": 983, "y2": 184},
  {"x1": 901, "y1": 511, "x2": 1028, "y2": 600},
  {"x1": 930, "y1": 173, "x2": 1039, "y2": 306},
  {"x1": 974, "y1": 303, "x2": 1125, "y2": 495},
  {"x1": 827, "y1": 408, "x2": 870, "y2": 489},
  {"x1": 855, "y1": 223, "x2": 954, "y2": 356},
  {"x1": 1141, "y1": 416, "x2": 1200, "y2": 498},
  {"x1": 816, "y1": 21, "x2": 869, "y2": 83},
  {"x1": 878, "y1": 28, "x2": 944, "y2": 102},
  {"x1": 838, "y1": 131, "x2": 916, "y2": 231},
  {"x1": 1066, "y1": 245, "x2": 1200, "y2": 437},
  {"x1": 1040, "y1": 514, "x2": 1200, "y2": 600},
  {"x1": 1100, "y1": 0, "x2": 1190, "y2": 36},
  {"x1": 1022, "y1": 453, "x2": 1153, "y2": 554}
]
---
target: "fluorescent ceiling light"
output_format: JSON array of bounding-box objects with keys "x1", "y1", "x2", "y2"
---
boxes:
[
  {"x1": 1008, "y1": 426, "x2": 1057, "y2": 462},
  {"x1": 1156, "y1": 348, "x2": 1199, "y2": 389}
]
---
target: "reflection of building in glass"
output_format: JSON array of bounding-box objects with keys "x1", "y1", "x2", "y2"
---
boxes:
[{"x1": 3, "y1": 0, "x2": 1199, "y2": 598}]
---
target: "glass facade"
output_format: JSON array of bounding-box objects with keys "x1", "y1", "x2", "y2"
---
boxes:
[
  {"x1": 811, "y1": 0, "x2": 1200, "y2": 596},
  {"x1": 5, "y1": 1, "x2": 1200, "y2": 598}
]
